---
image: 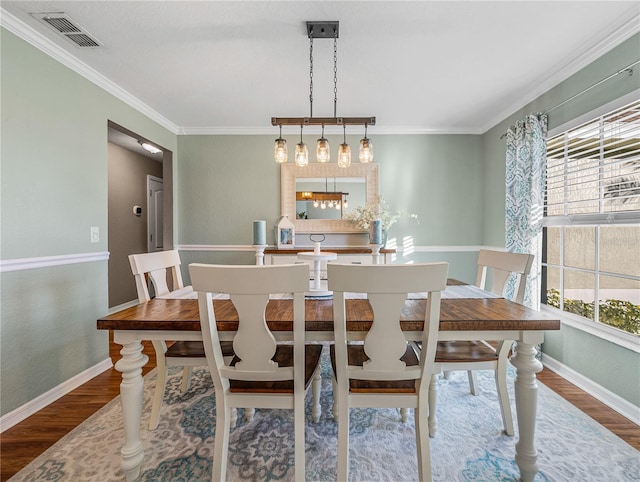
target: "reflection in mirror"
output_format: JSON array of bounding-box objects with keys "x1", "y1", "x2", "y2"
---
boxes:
[
  {"x1": 295, "y1": 177, "x2": 366, "y2": 220},
  {"x1": 281, "y1": 163, "x2": 378, "y2": 233}
]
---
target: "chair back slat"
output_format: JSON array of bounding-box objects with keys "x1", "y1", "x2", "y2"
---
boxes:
[
  {"x1": 189, "y1": 263, "x2": 309, "y2": 384},
  {"x1": 475, "y1": 249, "x2": 534, "y2": 303},
  {"x1": 329, "y1": 263, "x2": 448, "y2": 384},
  {"x1": 128, "y1": 250, "x2": 184, "y2": 302}
]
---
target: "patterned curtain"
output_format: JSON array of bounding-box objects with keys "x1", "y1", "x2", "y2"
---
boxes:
[{"x1": 505, "y1": 113, "x2": 548, "y2": 308}]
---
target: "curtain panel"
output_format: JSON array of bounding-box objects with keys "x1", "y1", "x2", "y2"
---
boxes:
[{"x1": 505, "y1": 113, "x2": 548, "y2": 308}]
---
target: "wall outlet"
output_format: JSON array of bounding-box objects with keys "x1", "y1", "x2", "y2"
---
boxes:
[{"x1": 90, "y1": 226, "x2": 100, "y2": 243}]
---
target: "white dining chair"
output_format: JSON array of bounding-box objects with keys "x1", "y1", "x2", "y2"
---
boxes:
[
  {"x1": 189, "y1": 263, "x2": 322, "y2": 482},
  {"x1": 128, "y1": 250, "x2": 236, "y2": 430},
  {"x1": 429, "y1": 249, "x2": 534, "y2": 437},
  {"x1": 328, "y1": 262, "x2": 449, "y2": 482}
]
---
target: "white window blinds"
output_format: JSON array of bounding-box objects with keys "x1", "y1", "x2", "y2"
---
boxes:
[{"x1": 545, "y1": 99, "x2": 640, "y2": 223}]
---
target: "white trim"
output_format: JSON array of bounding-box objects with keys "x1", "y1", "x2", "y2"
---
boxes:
[
  {"x1": 0, "y1": 9, "x2": 180, "y2": 135},
  {"x1": 5, "y1": 6, "x2": 635, "y2": 137},
  {"x1": 178, "y1": 126, "x2": 485, "y2": 136},
  {"x1": 175, "y1": 244, "x2": 490, "y2": 253},
  {"x1": 481, "y1": 10, "x2": 640, "y2": 133},
  {"x1": 0, "y1": 252, "x2": 110, "y2": 272},
  {"x1": 0, "y1": 358, "x2": 113, "y2": 433},
  {"x1": 109, "y1": 299, "x2": 139, "y2": 313},
  {"x1": 542, "y1": 353, "x2": 640, "y2": 426},
  {"x1": 540, "y1": 304, "x2": 639, "y2": 353}
]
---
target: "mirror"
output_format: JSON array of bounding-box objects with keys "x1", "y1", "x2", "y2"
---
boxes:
[
  {"x1": 281, "y1": 163, "x2": 378, "y2": 233},
  {"x1": 295, "y1": 177, "x2": 366, "y2": 220}
]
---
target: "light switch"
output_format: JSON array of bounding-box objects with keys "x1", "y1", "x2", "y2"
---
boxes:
[{"x1": 91, "y1": 226, "x2": 100, "y2": 243}]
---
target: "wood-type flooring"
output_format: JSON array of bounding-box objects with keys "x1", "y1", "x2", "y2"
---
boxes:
[{"x1": 1, "y1": 334, "x2": 638, "y2": 481}]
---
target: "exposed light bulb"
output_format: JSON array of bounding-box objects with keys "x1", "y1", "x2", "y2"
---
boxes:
[
  {"x1": 295, "y1": 142, "x2": 309, "y2": 167},
  {"x1": 316, "y1": 137, "x2": 330, "y2": 163},
  {"x1": 359, "y1": 137, "x2": 373, "y2": 163},
  {"x1": 274, "y1": 138, "x2": 288, "y2": 163},
  {"x1": 338, "y1": 143, "x2": 351, "y2": 168}
]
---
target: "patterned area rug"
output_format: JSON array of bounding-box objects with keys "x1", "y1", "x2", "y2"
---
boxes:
[{"x1": 10, "y1": 347, "x2": 639, "y2": 481}]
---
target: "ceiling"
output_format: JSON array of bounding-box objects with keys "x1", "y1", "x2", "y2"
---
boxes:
[{"x1": 2, "y1": 1, "x2": 639, "y2": 136}]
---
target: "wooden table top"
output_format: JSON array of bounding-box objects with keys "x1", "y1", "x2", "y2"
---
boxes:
[{"x1": 98, "y1": 297, "x2": 560, "y2": 333}]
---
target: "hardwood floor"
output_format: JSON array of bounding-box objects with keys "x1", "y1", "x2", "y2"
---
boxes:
[{"x1": 1, "y1": 337, "x2": 638, "y2": 481}]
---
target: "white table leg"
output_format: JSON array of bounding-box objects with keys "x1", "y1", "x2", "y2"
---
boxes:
[
  {"x1": 114, "y1": 335, "x2": 149, "y2": 482},
  {"x1": 510, "y1": 341, "x2": 543, "y2": 482}
]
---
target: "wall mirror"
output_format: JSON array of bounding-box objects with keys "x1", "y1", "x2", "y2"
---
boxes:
[{"x1": 281, "y1": 163, "x2": 378, "y2": 233}]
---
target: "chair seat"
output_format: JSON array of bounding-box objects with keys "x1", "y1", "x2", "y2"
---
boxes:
[
  {"x1": 330, "y1": 343, "x2": 419, "y2": 393},
  {"x1": 229, "y1": 344, "x2": 323, "y2": 393},
  {"x1": 435, "y1": 340, "x2": 498, "y2": 363},
  {"x1": 166, "y1": 340, "x2": 234, "y2": 358}
]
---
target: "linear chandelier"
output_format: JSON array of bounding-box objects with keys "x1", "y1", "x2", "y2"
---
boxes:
[{"x1": 272, "y1": 21, "x2": 376, "y2": 168}]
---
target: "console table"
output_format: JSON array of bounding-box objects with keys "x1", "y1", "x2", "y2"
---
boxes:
[{"x1": 264, "y1": 247, "x2": 396, "y2": 265}]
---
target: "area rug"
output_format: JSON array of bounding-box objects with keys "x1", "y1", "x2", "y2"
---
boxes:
[{"x1": 10, "y1": 347, "x2": 639, "y2": 481}]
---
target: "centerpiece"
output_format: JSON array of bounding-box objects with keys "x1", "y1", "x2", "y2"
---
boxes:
[{"x1": 345, "y1": 196, "x2": 418, "y2": 246}]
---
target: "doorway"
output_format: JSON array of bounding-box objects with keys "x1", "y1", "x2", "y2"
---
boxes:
[
  {"x1": 107, "y1": 121, "x2": 173, "y2": 308},
  {"x1": 147, "y1": 175, "x2": 163, "y2": 252}
]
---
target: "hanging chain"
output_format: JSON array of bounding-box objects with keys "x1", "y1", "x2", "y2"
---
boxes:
[
  {"x1": 333, "y1": 28, "x2": 338, "y2": 118},
  {"x1": 309, "y1": 35, "x2": 314, "y2": 118}
]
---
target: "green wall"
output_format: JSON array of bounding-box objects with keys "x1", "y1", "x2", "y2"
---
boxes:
[
  {"x1": 481, "y1": 33, "x2": 640, "y2": 407},
  {"x1": 1, "y1": 29, "x2": 177, "y2": 415},
  {"x1": 2, "y1": 23, "x2": 638, "y2": 419},
  {"x1": 176, "y1": 133, "x2": 484, "y2": 285}
]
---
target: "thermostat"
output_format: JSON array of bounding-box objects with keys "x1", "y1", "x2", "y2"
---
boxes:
[{"x1": 133, "y1": 205, "x2": 142, "y2": 216}]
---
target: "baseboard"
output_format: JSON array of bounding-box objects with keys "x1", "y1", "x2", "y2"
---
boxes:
[
  {"x1": 542, "y1": 353, "x2": 640, "y2": 426},
  {"x1": 0, "y1": 358, "x2": 113, "y2": 433}
]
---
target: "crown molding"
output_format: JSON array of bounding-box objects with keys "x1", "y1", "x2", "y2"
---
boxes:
[
  {"x1": 178, "y1": 125, "x2": 483, "y2": 136},
  {"x1": 1, "y1": 8, "x2": 180, "y2": 135},
  {"x1": 480, "y1": 8, "x2": 640, "y2": 133},
  {"x1": 3, "y1": 6, "x2": 636, "y2": 137}
]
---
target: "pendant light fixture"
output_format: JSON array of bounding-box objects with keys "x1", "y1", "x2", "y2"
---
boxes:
[
  {"x1": 316, "y1": 125, "x2": 330, "y2": 162},
  {"x1": 294, "y1": 125, "x2": 309, "y2": 167},
  {"x1": 272, "y1": 21, "x2": 375, "y2": 167},
  {"x1": 274, "y1": 125, "x2": 288, "y2": 163},
  {"x1": 359, "y1": 124, "x2": 374, "y2": 163},
  {"x1": 338, "y1": 125, "x2": 351, "y2": 168}
]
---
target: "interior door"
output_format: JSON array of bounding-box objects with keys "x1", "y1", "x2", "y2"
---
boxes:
[{"x1": 147, "y1": 175, "x2": 163, "y2": 252}]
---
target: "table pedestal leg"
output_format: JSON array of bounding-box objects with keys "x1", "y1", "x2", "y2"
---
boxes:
[
  {"x1": 114, "y1": 336, "x2": 149, "y2": 482},
  {"x1": 510, "y1": 341, "x2": 543, "y2": 482},
  {"x1": 312, "y1": 260, "x2": 322, "y2": 290}
]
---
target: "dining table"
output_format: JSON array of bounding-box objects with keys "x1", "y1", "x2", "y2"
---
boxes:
[{"x1": 97, "y1": 280, "x2": 560, "y2": 482}]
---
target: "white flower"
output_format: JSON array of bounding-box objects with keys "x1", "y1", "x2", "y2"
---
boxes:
[{"x1": 344, "y1": 196, "x2": 418, "y2": 231}]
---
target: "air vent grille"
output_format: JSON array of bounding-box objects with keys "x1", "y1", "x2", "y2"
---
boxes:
[
  {"x1": 42, "y1": 16, "x2": 80, "y2": 33},
  {"x1": 30, "y1": 12, "x2": 102, "y2": 48},
  {"x1": 66, "y1": 33, "x2": 101, "y2": 48}
]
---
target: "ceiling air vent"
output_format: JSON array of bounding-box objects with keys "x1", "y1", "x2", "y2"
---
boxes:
[{"x1": 30, "y1": 12, "x2": 102, "y2": 48}]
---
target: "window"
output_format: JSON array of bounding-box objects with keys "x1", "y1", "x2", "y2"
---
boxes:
[{"x1": 542, "y1": 98, "x2": 640, "y2": 337}]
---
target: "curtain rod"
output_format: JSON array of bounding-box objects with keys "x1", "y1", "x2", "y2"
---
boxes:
[{"x1": 500, "y1": 59, "x2": 639, "y2": 139}]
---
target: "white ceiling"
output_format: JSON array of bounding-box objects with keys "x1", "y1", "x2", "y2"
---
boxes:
[{"x1": 2, "y1": 1, "x2": 639, "y2": 136}]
